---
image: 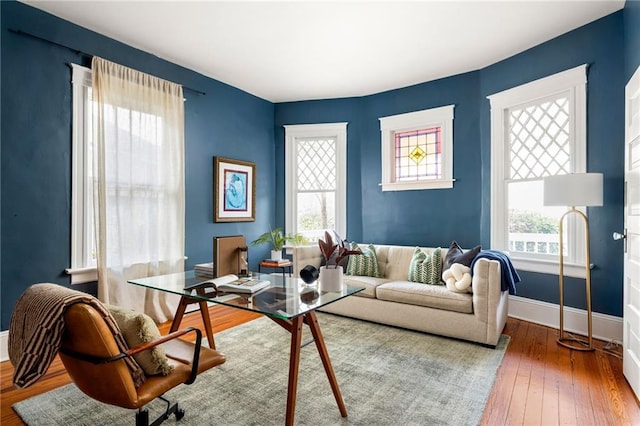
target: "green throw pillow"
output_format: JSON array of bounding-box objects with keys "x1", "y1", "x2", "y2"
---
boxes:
[
  {"x1": 408, "y1": 247, "x2": 443, "y2": 285},
  {"x1": 346, "y1": 243, "x2": 380, "y2": 277},
  {"x1": 107, "y1": 305, "x2": 173, "y2": 376}
]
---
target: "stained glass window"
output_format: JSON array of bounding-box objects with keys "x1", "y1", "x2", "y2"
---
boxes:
[
  {"x1": 394, "y1": 127, "x2": 441, "y2": 181},
  {"x1": 379, "y1": 105, "x2": 454, "y2": 191}
]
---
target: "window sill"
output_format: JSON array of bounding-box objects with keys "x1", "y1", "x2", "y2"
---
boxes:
[
  {"x1": 381, "y1": 179, "x2": 455, "y2": 192},
  {"x1": 510, "y1": 257, "x2": 588, "y2": 279},
  {"x1": 65, "y1": 266, "x2": 97, "y2": 284}
]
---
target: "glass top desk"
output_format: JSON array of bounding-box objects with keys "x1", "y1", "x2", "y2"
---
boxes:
[{"x1": 129, "y1": 271, "x2": 364, "y2": 426}]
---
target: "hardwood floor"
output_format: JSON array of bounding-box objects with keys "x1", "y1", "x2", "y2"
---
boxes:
[{"x1": 2, "y1": 307, "x2": 638, "y2": 425}]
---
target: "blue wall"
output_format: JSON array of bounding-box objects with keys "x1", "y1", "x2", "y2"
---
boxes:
[
  {"x1": 1, "y1": 1, "x2": 275, "y2": 329},
  {"x1": 626, "y1": 0, "x2": 640, "y2": 81},
  {"x1": 276, "y1": 11, "x2": 629, "y2": 317},
  {"x1": 480, "y1": 12, "x2": 626, "y2": 316},
  {"x1": 274, "y1": 98, "x2": 364, "y2": 242},
  {"x1": 2, "y1": 1, "x2": 638, "y2": 329},
  {"x1": 275, "y1": 72, "x2": 481, "y2": 248}
]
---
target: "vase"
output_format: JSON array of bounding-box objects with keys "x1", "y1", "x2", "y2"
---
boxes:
[
  {"x1": 270, "y1": 250, "x2": 283, "y2": 261},
  {"x1": 319, "y1": 265, "x2": 344, "y2": 292}
]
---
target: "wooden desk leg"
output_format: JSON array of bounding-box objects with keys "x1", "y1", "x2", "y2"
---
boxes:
[
  {"x1": 197, "y1": 300, "x2": 216, "y2": 349},
  {"x1": 169, "y1": 296, "x2": 190, "y2": 333},
  {"x1": 169, "y1": 295, "x2": 216, "y2": 350},
  {"x1": 306, "y1": 311, "x2": 347, "y2": 417},
  {"x1": 285, "y1": 316, "x2": 304, "y2": 426}
]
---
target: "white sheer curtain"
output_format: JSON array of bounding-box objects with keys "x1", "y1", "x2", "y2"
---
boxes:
[{"x1": 91, "y1": 56, "x2": 184, "y2": 323}]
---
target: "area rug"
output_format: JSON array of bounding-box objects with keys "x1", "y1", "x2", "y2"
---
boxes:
[{"x1": 13, "y1": 313, "x2": 508, "y2": 425}]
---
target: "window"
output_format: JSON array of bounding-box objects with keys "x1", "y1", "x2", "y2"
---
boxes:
[
  {"x1": 488, "y1": 65, "x2": 588, "y2": 277},
  {"x1": 284, "y1": 123, "x2": 347, "y2": 241},
  {"x1": 68, "y1": 63, "x2": 184, "y2": 285},
  {"x1": 68, "y1": 64, "x2": 97, "y2": 283},
  {"x1": 379, "y1": 105, "x2": 454, "y2": 191}
]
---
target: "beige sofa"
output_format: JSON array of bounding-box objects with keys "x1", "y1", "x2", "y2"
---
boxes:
[{"x1": 291, "y1": 244, "x2": 508, "y2": 347}]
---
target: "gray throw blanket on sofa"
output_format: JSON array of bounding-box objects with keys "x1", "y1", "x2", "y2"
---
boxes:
[{"x1": 8, "y1": 283, "x2": 145, "y2": 388}]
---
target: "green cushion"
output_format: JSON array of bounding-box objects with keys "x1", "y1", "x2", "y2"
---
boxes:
[
  {"x1": 106, "y1": 305, "x2": 173, "y2": 376},
  {"x1": 346, "y1": 243, "x2": 380, "y2": 277},
  {"x1": 408, "y1": 247, "x2": 443, "y2": 285}
]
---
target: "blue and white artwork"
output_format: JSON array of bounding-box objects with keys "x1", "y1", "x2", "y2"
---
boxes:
[{"x1": 224, "y1": 170, "x2": 247, "y2": 211}]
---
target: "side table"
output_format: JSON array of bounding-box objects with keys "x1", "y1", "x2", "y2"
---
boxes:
[{"x1": 258, "y1": 260, "x2": 293, "y2": 278}]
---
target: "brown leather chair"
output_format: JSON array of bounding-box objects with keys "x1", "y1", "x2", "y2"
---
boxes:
[{"x1": 58, "y1": 302, "x2": 226, "y2": 426}]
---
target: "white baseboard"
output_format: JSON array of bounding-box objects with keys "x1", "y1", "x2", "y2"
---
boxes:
[
  {"x1": 508, "y1": 295, "x2": 623, "y2": 343},
  {"x1": 0, "y1": 297, "x2": 623, "y2": 363}
]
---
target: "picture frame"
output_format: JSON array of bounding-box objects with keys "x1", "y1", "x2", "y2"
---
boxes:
[{"x1": 214, "y1": 157, "x2": 256, "y2": 222}]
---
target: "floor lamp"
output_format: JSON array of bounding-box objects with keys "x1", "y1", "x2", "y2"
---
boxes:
[{"x1": 543, "y1": 173, "x2": 603, "y2": 351}]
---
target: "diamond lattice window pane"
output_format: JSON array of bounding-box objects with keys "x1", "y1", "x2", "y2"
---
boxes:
[
  {"x1": 297, "y1": 138, "x2": 336, "y2": 191},
  {"x1": 508, "y1": 95, "x2": 571, "y2": 179}
]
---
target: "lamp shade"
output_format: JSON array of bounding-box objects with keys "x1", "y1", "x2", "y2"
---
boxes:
[{"x1": 543, "y1": 173, "x2": 603, "y2": 207}]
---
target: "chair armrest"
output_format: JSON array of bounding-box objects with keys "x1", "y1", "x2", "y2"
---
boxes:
[{"x1": 60, "y1": 327, "x2": 204, "y2": 385}]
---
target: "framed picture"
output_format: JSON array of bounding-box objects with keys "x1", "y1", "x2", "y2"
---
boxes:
[{"x1": 214, "y1": 157, "x2": 256, "y2": 222}]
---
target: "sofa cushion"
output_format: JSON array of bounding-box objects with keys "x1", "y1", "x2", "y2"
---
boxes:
[
  {"x1": 346, "y1": 243, "x2": 380, "y2": 277},
  {"x1": 344, "y1": 276, "x2": 391, "y2": 298},
  {"x1": 376, "y1": 281, "x2": 473, "y2": 313},
  {"x1": 407, "y1": 247, "x2": 443, "y2": 285},
  {"x1": 443, "y1": 241, "x2": 481, "y2": 270}
]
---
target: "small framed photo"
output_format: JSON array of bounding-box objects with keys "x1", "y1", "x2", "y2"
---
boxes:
[{"x1": 214, "y1": 157, "x2": 256, "y2": 222}]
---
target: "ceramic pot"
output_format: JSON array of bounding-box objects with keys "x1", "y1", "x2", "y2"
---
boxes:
[
  {"x1": 319, "y1": 265, "x2": 344, "y2": 292},
  {"x1": 270, "y1": 250, "x2": 283, "y2": 261}
]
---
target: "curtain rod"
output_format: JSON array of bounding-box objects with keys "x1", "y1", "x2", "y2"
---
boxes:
[{"x1": 9, "y1": 28, "x2": 206, "y2": 96}]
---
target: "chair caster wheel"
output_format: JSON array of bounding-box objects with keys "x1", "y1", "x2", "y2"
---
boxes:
[{"x1": 175, "y1": 408, "x2": 185, "y2": 421}]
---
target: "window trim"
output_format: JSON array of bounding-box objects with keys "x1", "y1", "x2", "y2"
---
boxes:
[
  {"x1": 488, "y1": 64, "x2": 588, "y2": 278},
  {"x1": 284, "y1": 122, "x2": 348, "y2": 239},
  {"x1": 68, "y1": 64, "x2": 97, "y2": 284},
  {"x1": 379, "y1": 105, "x2": 454, "y2": 191}
]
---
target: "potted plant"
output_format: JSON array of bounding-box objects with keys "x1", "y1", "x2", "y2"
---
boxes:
[
  {"x1": 251, "y1": 226, "x2": 307, "y2": 261},
  {"x1": 317, "y1": 231, "x2": 360, "y2": 291}
]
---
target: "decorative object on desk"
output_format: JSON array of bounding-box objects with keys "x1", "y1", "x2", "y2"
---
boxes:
[
  {"x1": 213, "y1": 235, "x2": 246, "y2": 278},
  {"x1": 300, "y1": 265, "x2": 320, "y2": 285},
  {"x1": 188, "y1": 274, "x2": 269, "y2": 294},
  {"x1": 194, "y1": 262, "x2": 214, "y2": 278},
  {"x1": 319, "y1": 230, "x2": 351, "y2": 271},
  {"x1": 251, "y1": 225, "x2": 307, "y2": 261},
  {"x1": 214, "y1": 157, "x2": 255, "y2": 222},
  {"x1": 317, "y1": 231, "x2": 360, "y2": 292},
  {"x1": 319, "y1": 266, "x2": 344, "y2": 292},
  {"x1": 300, "y1": 287, "x2": 320, "y2": 304},
  {"x1": 237, "y1": 246, "x2": 249, "y2": 277},
  {"x1": 543, "y1": 172, "x2": 603, "y2": 351}
]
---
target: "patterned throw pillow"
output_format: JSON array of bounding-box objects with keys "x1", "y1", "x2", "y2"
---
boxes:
[
  {"x1": 408, "y1": 247, "x2": 443, "y2": 285},
  {"x1": 346, "y1": 243, "x2": 380, "y2": 277}
]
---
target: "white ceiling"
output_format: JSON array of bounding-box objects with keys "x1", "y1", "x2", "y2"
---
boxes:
[{"x1": 22, "y1": 1, "x2": 624, "y2": 102}]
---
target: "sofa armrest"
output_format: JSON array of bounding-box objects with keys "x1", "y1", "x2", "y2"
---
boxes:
[
  {"x1": 291, "y1": 246, "x2": 323, "y2": 278},
  {"x1": 471, "y1": 258, "x2": 503, "y2": 321}
]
